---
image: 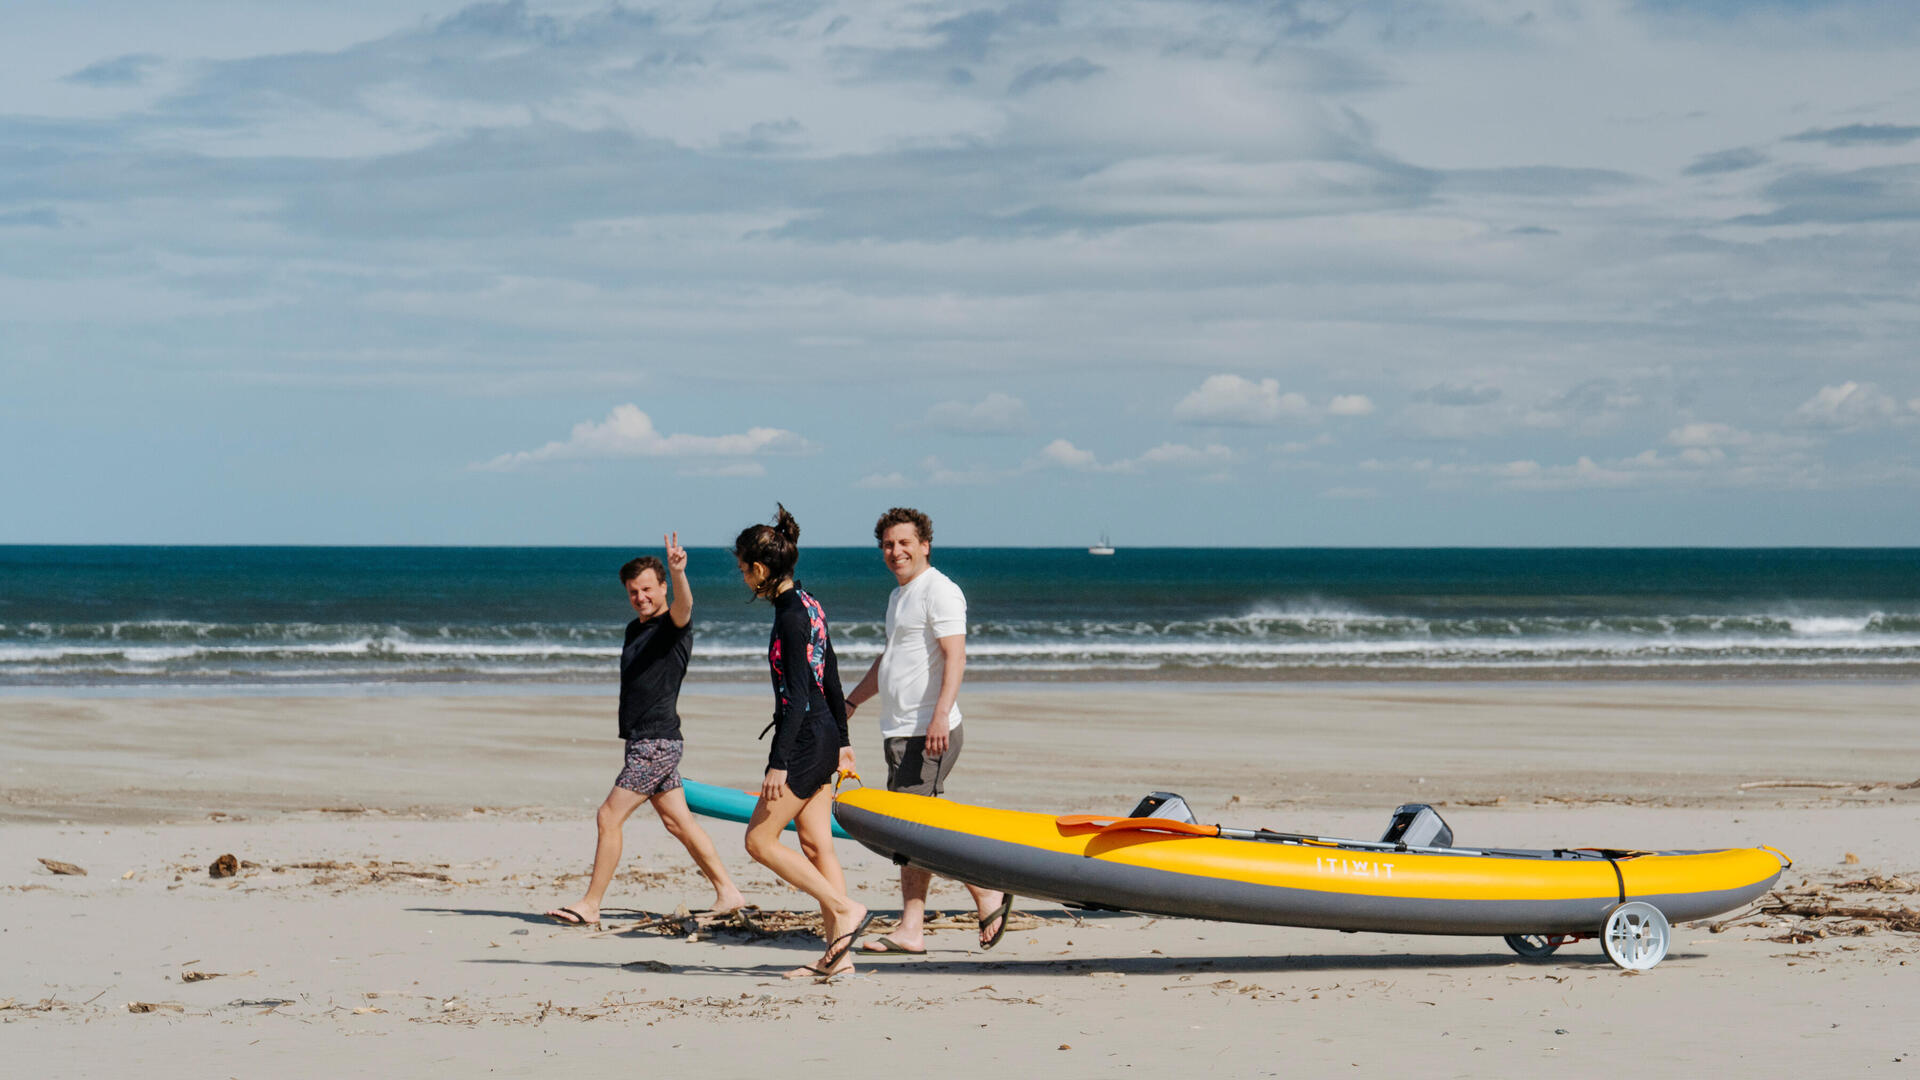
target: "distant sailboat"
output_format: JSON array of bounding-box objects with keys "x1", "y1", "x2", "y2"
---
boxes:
[{"x1": 1088, "y1": 530, "x2": 1116, "y2": 556}]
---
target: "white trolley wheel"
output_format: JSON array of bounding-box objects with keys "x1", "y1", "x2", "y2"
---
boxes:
[
  {"x1": 1503, "y1": 934, "x2": 1561, "y2": 958},
  {"x1": 1601, "y1": 901, "x2": 1671, "y2": 971}
]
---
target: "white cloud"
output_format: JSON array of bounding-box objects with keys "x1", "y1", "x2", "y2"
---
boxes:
[
  {"x1": 922, "y1": 456, "x2": 1006, "y2": 487},
  {"x1": 1791, "y1": 382, "x2": 1905, "y2": 429},
  {"x1": 856, "y1": 471, "x2": 912, "y2": 489},
  {"x1": 1173, "y1": 375, "x2": 1310, "y2": 426},
  {"x1": 1274, "y1": 434, "x2": 1335, "y2": 454},
  {"x1": 922, "y1": 392, "x2": 1030, "y2": 435},
  {"x1": 477, "y1": 404, "x2": 811, "y2": 471},
  {"x1": 1024, "y1": 439, "x2": 1238, "y2": 474},
  {"x1": 1327, "y1": 394, "x2": 1375, "y2": 417},
  {"x1": 1028, "y1": 438, "x2": 1100, "y2": 470},
  {"x1": 679, "y1": 462, "x2": 766, "y2": 478},
  {"x1": 1134, "y1": 442, "x2": 1235, "y2": 469},
  {"x1": 1667, "y1": 422, "x2": 1753, "y2": 448}
]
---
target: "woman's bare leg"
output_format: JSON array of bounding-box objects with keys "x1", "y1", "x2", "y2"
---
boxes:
[
  {"x1": 794, "y1": 795, "x2": 847, "y2": 928},
  {"x1": 744, "y1": 788, "x2": 866, "y2": 976}
]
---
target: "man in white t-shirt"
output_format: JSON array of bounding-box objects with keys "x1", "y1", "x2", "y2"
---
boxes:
[{"x1": 847, "y1": 507, "x2": 1012, "y2": 956}]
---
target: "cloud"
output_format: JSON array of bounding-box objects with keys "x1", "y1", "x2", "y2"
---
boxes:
[
  {"x1": 1442, "y1": 167, "x2": 1641, "y2": 197},
  {"x1": 1413, "y1": 383, "x2": 1501, "y2": 406},
  {"x1": 679, "y1": 461, "x2": 766, "y2": 478},
  {"x1": 1009, "y1": 57, "x2": 1104, "y2": 95},
  {"x1": 853, "y1": 3, "x2": 1062, "y2": 84},
  {"x1": 1783, "y1": 123, "x2": 1920, "y2": 148},
  {"x1": 921, "y1": 456, "x2": 1006, "y2": 486},
  {"x1": 1173, "y1": 375, "x2": 1310, "y2": 426},
  {"x1": 0, "y1": 208, "x2": 65, "y2": 229},
  {"x1": 856, "y1": 471, "x2": 912, "y2": 490},
  {"x1": 1327, "y1": 394, "x2": 1374, "y2": 416},
  {"x1": 1667, "y1": 422, "x2": 1754, "y2": 447},
  {"x1": 1022, "y1": 439, "x2": 1237, "y2": 475},
  {"x1": 63, "y1": 53, "x2": 162, "y2": 87},
  {"x1": 1028, "y1": 438, "x2": 1100, "y2": 470},
  {"x1": 1790, "y1": 381, "x2": 1906, "y2": 429},
  {"x1": 477, "y1": 404, "x2": 811, "y2": 471},
  {"x1": 1733, "y1": 165, "x2": 1920, "y2": 226},
  {"x1": 1275, "y1": 433, "x2": 1335, "y2": 454},
  {"x1": 922, "y1": 392, "x2": 1030, "y2": 435},
  {"x1": 1525, "y1": 379, "x2": 1645, "y2": 431},
  {"x1": 1134, "y1": 442, "x2": 1235, "y2": 469},
  {"x1": 1684, "y1": 146, "x2": 1768, "y2": 176}
]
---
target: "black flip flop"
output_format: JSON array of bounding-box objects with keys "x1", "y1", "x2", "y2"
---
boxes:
[
  {"x1": 860, "y1": 935, "x2": 927, "y2": 955},
  {"x1": 547, "y1": 906, "x2": 596, "y2": 927},
  {"x1": 978, "y1": 894, "x2": 1015, "y2": 951},
  {"x1": 813, "y1": 909, "x2": 878, "y2": 976}
]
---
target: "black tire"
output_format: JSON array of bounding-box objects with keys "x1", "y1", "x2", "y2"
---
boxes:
[{"x1": 1504, "y1": 933, "x2": 1560, "y2": 958}]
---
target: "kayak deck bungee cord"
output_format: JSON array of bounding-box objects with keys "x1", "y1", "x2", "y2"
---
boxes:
[{"x1": 832, "y1": 786, "x2": 1789, "y2": 970}]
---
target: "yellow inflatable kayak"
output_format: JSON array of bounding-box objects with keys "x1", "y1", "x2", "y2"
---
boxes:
[{"x1": 833, "y1": 787, "x2": 1788, "y2": 970}]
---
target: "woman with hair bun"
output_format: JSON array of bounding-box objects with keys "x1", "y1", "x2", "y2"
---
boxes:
[{"x1": 733, "y1": 504, "x2": 871, "y2": 978}]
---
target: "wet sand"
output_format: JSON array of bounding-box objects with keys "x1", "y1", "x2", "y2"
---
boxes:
[{"x1": 4, "y1": 684, "x2": 1918, "y2": 1076}]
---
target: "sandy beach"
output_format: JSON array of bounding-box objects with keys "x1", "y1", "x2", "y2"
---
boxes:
[{"x1": 4, "y1": 684, "x2": 1918, "y2": 1076}]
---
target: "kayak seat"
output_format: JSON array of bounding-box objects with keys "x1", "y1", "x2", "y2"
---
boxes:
[
  {"x1": 1381, "y1": 803, "x2": 1454, "y2": 849},
  {"x1": 1126, "y1": 791, "x2": 1197, "y2": 825}
]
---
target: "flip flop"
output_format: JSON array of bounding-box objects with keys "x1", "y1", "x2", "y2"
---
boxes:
[
  {"x1": 859, "y1": 935, "x2": 927, "y2": 955},
  {"x1": 815, "y1": 909, "x2": 878, "y2": 975},
  {"x1": 546, "y1": 906, "x2": 597, "y2": 927},
  {"x1": 977, "y1": 894, "x2": 1015, "y2": 951}
]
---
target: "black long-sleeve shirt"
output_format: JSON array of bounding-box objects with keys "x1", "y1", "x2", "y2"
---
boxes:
[{"x1": 764, "y1": 586, "x2": 849, "y2": 774}]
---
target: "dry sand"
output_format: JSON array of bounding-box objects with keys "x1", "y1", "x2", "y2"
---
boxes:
[{"x1": 3, "y1": 684, "x2": 1918, "y2": 1077}]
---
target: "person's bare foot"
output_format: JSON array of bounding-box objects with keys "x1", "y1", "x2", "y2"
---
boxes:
[
  {"x1": 544, "y1": 902, "x2": 599, "y2": 926},
  {"x1": 708, "y1": 886, "x2": 747, "y2": 914}
]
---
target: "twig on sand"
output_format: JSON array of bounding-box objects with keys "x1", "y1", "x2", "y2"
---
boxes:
[
  {"x1": 37, "y1": 858, "x2": 86, "y2": 876},
  {"x1": 1761, "y1": 899, "x2": 1920, "y2": 931},
  {"x1": 1738, "y1": 780, "x2": 1852, "y2": 790}
]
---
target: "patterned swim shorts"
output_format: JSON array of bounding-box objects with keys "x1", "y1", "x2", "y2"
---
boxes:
[{"x1": 614, "y1": 738, "x2": 684, "y2": 796}]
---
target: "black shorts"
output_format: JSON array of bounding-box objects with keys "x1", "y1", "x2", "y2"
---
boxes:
[{"x1": 884, "y1": 724, "x2": 964, "y2": 797}]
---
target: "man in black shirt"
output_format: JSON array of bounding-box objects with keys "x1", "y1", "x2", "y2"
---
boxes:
[{"x1": 545, "y1": 534, "x2": 746, "y2": 925}]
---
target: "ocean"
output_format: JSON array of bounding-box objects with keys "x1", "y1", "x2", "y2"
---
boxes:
[{"x1": 2, "y1": 546, "x2": 1918, "y2": 688}]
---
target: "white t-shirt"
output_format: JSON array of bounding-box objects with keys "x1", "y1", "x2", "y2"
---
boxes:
[{"x1": 876, "y1": 566, "x2": 968, "y2": 739}]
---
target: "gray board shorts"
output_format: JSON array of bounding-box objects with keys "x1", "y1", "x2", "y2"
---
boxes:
[{"x1": 883, "y1": 723, "x2": 964, "y2": 797}]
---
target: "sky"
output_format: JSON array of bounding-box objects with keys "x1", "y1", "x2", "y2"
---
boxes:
[{"x1": 2, "y1": 0, "x2": 1918, "y2": 546}]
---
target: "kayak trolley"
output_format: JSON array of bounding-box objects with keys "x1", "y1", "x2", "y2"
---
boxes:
[
  {"x1": 1502, "y1": 899, "x2": 1672, "y2": 970},
  {"x1": 1600, "y1": 901, "x2": 1671, "y2": 971}
]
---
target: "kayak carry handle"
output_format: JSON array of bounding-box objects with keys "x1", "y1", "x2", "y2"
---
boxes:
[
  {"x1": 1056, "y1": 815, "x2": 1220, "y2": 838},
  {"x1": 1760, "y1": 844, "x2": 1793, "y2": 868}
]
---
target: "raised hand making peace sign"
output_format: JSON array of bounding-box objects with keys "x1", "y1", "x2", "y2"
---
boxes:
[{"x1": 663, "y1": 531, "x2": 692, "y2": 626}]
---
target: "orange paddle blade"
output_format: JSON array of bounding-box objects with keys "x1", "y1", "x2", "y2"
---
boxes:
[{"x1": 1055, "y1": 815, "x2": 1219, "y2": 837}]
